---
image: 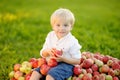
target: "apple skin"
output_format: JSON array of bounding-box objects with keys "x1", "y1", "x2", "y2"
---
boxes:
[
  {"x1": 40, "y1": 64, "x2": 51, "y2": 75},
  {"x1": 102, "y1": 56, "x2": 109, "y2": 64},
  {"x1": 14, "y1": 71, "x2": 23, "y2": 79},
  {"x1": 82, "y1": 74, "x2": 91, "y2": 80},
  {"x1": 92, "y1": 75, "x2": 99, "y2": 80},
  {"x1": 93, "y1": 71, "x2": 100, "y2": 76},
  {"x1": 21, "y1": 61, "x2": 32, "y2": 68},
  {"x1": 95, "y1": 59, "x2": 104, "y2": 67},
  {"x1": 25, "y1": 74, "x2": 31, "y2": 80},
  {"x1": 91, "y1": 64, "x2": 99, "y2": 72},
  {"x1": 18, "y1": 76, "x2": 25, "y2": 80},
  {"x1": 53, "y1": 48, "x2": 63, "y2": 57},
  {"x1": 9, "y1": 71, "x2": 15, "y2": 78},
  {"x1": 73, "y1": 65, "x2": 82, "y2": 76},
  {"x1": 14, "y1": 64, "x2": 21, "y2": 71},
  {"x1": 108, "y1": 68, "x2": 115, "y2": 77},
  {"x1": 82, "y1": 58, "x2": 94, "y2": 69},
  {"x1": 112, "y1": 62, "x2": 120, "y2": 70},
  {"x1": 47, "y1": 58, "x2": 58, "y2": 67},
  {"x1": 101, "y1": 65, "x2": 110, "y2": 73},
  {"x1": 86, "y1": 68, "x2": 93, "y2": 74},
  {"x1": 38, "y1": 58, "x2": 47, "y2": 67},
  {"x1": 113, "y1": 76, "x2": 119, "y2": 80},
  {"x1": 105, "y1": 75, "x2": 113, "y2": 80},
  {"x1": 29, "y1": 58, "x2": 38, "y2": 68}
]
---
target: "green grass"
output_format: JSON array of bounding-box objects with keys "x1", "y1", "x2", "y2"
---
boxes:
[{"x1": 0, "y1": 0, "x2": 120, "y2": 79}]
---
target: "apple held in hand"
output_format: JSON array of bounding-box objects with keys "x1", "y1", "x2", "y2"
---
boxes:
[
  {"x1": 47, "y1": 58, "x2": 58, "y2": 67},
  {"x1": 53, "y1": 48, "x2": 63, "y2": 57}
]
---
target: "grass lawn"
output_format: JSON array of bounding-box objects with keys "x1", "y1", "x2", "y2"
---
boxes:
[{"x1": 0, "y1": 0, "x2": 120, "y2": 79}]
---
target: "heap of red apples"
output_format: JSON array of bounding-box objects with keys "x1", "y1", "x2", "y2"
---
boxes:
[
  {"x1": 9, "y1": 49, "x2": 62, "y2": 80},
  {"x1": 9, "y1": 51, "x2": 120, "y2": 80},
  {"x1": 71, "y1": 52, "x2": 120, "y2": 80}
]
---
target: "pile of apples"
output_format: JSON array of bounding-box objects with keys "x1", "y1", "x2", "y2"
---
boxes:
[
  {"x1": 71, "y1": 52, "x2": 120, "y2": 80},
  {"x1": 9, "y1": 49, "x2": 62, "y2": 80},
  {"x1": 9, "y1": 51, "x2": 120, "y2": 80}
]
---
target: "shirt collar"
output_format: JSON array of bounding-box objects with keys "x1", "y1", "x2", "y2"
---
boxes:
[{"x1": 53, "y1": 31, "x2": 71, "y2": 41}]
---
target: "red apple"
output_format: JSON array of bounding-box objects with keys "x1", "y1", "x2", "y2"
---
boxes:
[
  {"x1": 102, "y1": 56, "x2": 109, "y2": 64},
  {"x1": 92, "y1": 75, "x2": 99, "y2": 80},
  {"x1": 93, "y1": 71, "x2": 100, "y2": 76},
  {"x1": 82, "y1": 58, "x2": 94, "y2": 69},
  {"x1": 14, "y1": 64, "x2": 21, "y2": 71},
  {"x1": 113, "y1": 76, "x2": 119, "y2": 80},
  {"x1": 47, "y1": 58, "x2": 58, "y2": 67},
  {"x1": 82, "y1": 74, "x2": 92, "y2": 80},
  {"x1": 73, "y1": 65, "x2": 82, "y2": 76},
  {"x1": 101, "y1": 65, "x2": 110, "y2": 73},
  {"x1": 29, "y1": 58, "x2": 38, "y2": 68},
  {"x1": 38, "y1": 58, "x2": 47, "y2": 67},
  {"x1": 108, "y1": 68, "x2": 115, "y2": 77},
  {"x1": 25, "y1": 74, "x2": 31, "y2": 80},
  {"x1": 99, "y1": 73, "x2": 106, "y2": 80},
  {"x1": 91, "y1": 64, "x2": 99, "y2": 72},
  {"x1": 53, "y1": 48, "x2": 63, "y2": 57},
  {"x1": 112, "y1": 62, "x2": 120, "y2": 70},
  {"x1": 40, "y1": 64, "x2": 51, "y2": 75},
  {"x1": 86, "y1": 68, "x2": 93, "y2": 74}
]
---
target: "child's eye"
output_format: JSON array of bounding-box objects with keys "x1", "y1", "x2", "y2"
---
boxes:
[
  {"x1": 56, "y1": 24, "x2": 60, "y2": 27},
  {"x1": 64, "y1": 24, "x2": 68, "y2": 27}
]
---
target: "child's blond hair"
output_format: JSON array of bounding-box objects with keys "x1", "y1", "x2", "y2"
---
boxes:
[{"x1": 50, "y1": 8, "x2": 75, "y2": 27}]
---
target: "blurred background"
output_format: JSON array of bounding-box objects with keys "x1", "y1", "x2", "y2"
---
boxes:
[{"x1": 0, "y1": 0, "x2": 120, "y2": 79}]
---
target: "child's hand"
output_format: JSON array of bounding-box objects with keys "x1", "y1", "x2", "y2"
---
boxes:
[{"x1": 51, "y1": 53, "x2": 64, "y2": 62}]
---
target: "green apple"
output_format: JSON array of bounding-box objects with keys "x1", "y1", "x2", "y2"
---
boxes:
[
  {"x1": 95, "y1": 59, "x2": 104, "y2": 67},
  {"x1": 105, "y1": 75, "x2": 112, "y2": 80},
  {"x1": 18, "y1": 76, "x2": 25, "y2": 80},
  {"x1": 24, "y1": 67, "x2": 32, "y2": 74},
  {"x1": 20, "y1": 66, "x2": 26, "y2": 73},
  {"x1": 9, "y1": 71, "x2": 15, "y2": 78}
]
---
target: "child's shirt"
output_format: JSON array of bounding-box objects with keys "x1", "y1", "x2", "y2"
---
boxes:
[{"x1": 40, "y1": 31, "x2": 82, "y2": 60}]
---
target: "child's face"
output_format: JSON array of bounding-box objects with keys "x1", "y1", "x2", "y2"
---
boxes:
[{"x1": 52, "y1": 18, "x2": 72, "y2": 39}]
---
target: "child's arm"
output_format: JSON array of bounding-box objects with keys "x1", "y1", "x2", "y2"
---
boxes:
[{"x1": 53, "y1": 54, "x2": 80, "y2": 65}]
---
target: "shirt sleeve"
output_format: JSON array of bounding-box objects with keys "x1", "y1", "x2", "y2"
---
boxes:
[{"x1": 69, "y1": 40, "x2": 82, "y2": 59}]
